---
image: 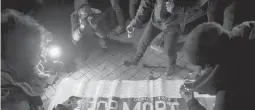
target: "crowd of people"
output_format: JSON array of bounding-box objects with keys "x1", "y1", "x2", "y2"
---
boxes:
[{"x1": 1, "y1": 0, "x2": 255, "y2": 110}]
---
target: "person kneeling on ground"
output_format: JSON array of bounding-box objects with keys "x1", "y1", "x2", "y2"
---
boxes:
[
  {"x1": 184, "y1": 21, "x2": 255, "y2": 110},
  {"x1": 71, "y1": 4, "x2": 108, "y2": 49}
]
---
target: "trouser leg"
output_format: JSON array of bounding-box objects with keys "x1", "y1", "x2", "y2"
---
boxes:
[
  {"x1": 163, "y1": 30, "x2": 180, "y2": 67},
  {"x1": 136, "y1": 21, "x2": 161, "y2": 58},
  {"x1": 129, "y1": 0, "x2": 140, "y2": 19},
  {"x1": 110, "y1": 0, "x2": 125, "y2": 27},
  {"x1": 124, "y1": 21, "x2": 161, "y2": 66}
]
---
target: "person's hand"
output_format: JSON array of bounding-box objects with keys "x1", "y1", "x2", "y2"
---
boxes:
[
  {"x1": 56, "y1": 96, "x2": 82, "y2": 110},
  {"x1": 87, "y1": 16, "x2": 98, "y2": 29},
  {"x1": 180, "y1": 90, "x2": 194, "y2": 103},
  {"x1": 166, "y1": 0, "x2": 175, "y2": 13},
  {"x1": 126, "y1": 23, "x2": 135, "y2": 32},
  {"x1": 126, "y1": 23, "x2": 135, "y2": 38},
  {"x1": 87, "y1": 16, "x2": 93, "y2": 23},
  {"x1": 180, "y1": 82, "x2": 195, "y2": 103}
]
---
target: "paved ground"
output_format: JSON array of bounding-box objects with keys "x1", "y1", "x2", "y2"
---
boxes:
[{"x1": 32, "y1": 5, "x2": 200, "y2": 109}]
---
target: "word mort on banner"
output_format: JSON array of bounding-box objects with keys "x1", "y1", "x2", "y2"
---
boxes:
[{"x1": 80, "y1": 96, "x2": 198, "y2": 110}]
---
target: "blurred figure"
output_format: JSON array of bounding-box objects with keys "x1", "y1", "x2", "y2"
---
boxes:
[
  {"x1": 1, "y1": 9, "x2": 51, "y2": 110},
  {"x1": 184, "y1": 21, "x2": 255, "y2": 110},
  {"x1": 124, "y1": 0, "x2": 206, "y2": 76}
]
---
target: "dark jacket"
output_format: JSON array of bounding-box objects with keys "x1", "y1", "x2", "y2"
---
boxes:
[
  {"x1": 192, "y1": 21, "x2": 255, "y2": 110},
  {"x1": 70, "y1": 7, "x2": 110, "y2": 38},
  {"x1": 130, "y1": 0, "x2": 207, "y2": 32}
]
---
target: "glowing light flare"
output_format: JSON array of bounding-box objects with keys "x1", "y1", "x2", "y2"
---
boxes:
[{"x1": 48, "y1": 45, "x2": 61, "y2": 59}]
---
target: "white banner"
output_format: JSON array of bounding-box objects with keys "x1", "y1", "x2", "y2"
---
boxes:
[{"x1": 48, "y1": 78, "x2": 215, "y2": 110}]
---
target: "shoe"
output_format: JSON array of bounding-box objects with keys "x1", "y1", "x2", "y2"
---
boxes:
[
  {"x1": 123, "y1": 56, "x2": 141, "y2": 67},
  {"x1": 108, "y1": 26, "x2": 126, "y2": 37}
]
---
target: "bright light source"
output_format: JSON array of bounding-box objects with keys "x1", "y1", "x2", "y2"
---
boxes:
[{"x1": 48, "y1": 45, "x2": 61, "y2": 59}]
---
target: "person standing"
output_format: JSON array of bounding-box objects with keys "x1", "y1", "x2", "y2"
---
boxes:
[{"x1": 124, "y1": 0, "x2": 206, "y2": 76}]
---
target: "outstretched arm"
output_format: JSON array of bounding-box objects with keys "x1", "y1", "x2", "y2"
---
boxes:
[{"x1": 70, "y1": 11, "x2": 80, "y2": 34}]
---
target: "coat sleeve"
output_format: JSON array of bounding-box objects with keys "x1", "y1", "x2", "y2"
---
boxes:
[
  {"x1": 130, "y1": 0, "x2": 155, "y2": 26},
  {"x1": 187, "y1": 98, "x2": 206, "y2": 110},
  {"x1": 70, "y1": 11, "x2": 80, "y2": 34}
]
